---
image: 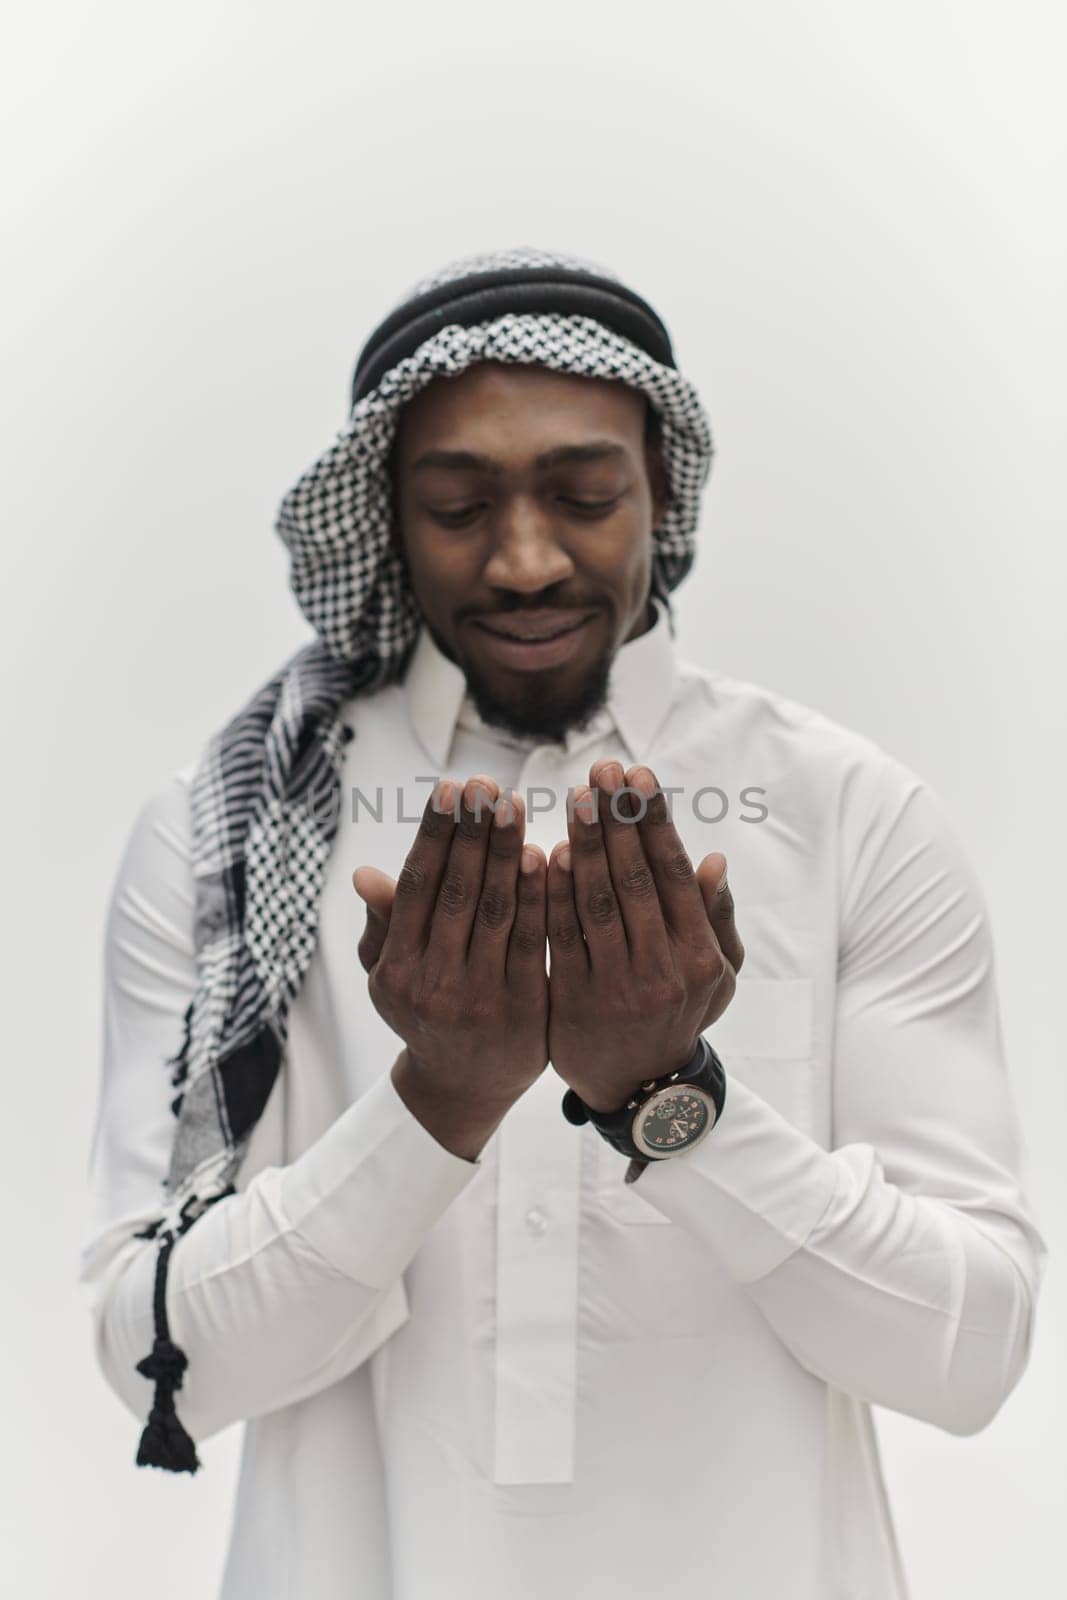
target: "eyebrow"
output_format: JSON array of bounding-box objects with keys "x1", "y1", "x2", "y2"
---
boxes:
[{"x1": 410, "y1": 440, "x2": 630, "y2": 475}]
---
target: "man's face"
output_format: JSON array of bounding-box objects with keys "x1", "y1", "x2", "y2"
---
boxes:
[{"x1": 391, "y1": 361, "x2": 669, "y2": 742}]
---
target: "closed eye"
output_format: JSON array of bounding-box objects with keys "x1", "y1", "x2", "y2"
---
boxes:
[
  {"x1": 559, "y1": 496, "x2": 621, "y2": 517},
  {"x1": 426, "y1": 495, "x2": 622, "y2": 528},
  {"x1": 427, "y1": 504, "x2": 486, "y2": 528}
]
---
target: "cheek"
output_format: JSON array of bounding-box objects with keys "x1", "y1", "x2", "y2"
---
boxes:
[
  {"x1": 402, "y1": 528, "x2": 482, "y2": 605},
  {"x1": 580, "y1": 517, "x2": 652, "y2": 589}
]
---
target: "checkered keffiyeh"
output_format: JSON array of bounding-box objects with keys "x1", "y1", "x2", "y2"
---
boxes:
[{"x1": 130, "y1": 246, "x2": 716, "y2": 1473}]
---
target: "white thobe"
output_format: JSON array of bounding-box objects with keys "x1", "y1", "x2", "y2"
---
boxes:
[{"x1": 79, "y1": 600, "x2": 1044, "y2": 1598}]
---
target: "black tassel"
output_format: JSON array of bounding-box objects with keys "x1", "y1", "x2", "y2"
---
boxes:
[
  {"x1": 136, "y1": 1397, "x2": 200, "y2": 1474},
  {"x1": 134, "y1": 1232, "x2": 201, "y2": 1474}
]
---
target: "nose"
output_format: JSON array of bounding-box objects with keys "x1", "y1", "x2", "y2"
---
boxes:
[{"x1": 482, "y1": 495, "x2": 576, "y2": 594}]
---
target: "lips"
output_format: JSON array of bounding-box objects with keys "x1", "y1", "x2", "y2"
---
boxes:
[
  {"x1": 473, "y1": 609, "x2": 597, "y2": 642},
  {"x1": 468, "y1": 608, "x2": 601, "y2": 671}
]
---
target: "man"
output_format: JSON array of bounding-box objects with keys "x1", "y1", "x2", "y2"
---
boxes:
[{"x1": 80, "y1": 248, "x2": 1044, "y2": 1599}]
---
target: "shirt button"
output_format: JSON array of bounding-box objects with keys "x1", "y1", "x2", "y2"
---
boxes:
[{"x1": 524, "y1": 1207, "x2": 549, "y2": 1238}]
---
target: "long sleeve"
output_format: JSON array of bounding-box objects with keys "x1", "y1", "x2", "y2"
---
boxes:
[
  {"x1": 78, "y1": 773, "x2": 479, "y2": 1446},
  {"x1": 636, "y1": 755, "x2": 1046, "y2": 1436}
]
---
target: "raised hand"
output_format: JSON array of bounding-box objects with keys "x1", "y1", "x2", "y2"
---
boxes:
[
  {"x1": 546, "y1": 760, "x2": 744, "y2": 1112},
  {"x1": 352, "y1": 776, "x2": 548, "y2": 1159}
]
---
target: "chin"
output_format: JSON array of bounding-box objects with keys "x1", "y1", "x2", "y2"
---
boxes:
[{"x1": 465, "y1": 655, "x2": 613, "y2": 743}]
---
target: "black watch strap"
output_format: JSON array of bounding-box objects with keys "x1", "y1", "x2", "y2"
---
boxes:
[{"x1": 560, "y1": 1035, "x2": 727, "y2": 1160}]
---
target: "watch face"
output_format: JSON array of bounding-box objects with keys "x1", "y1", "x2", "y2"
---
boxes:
[{"x1": 632, "y1": 1085, "x2": 716, "y2": 1158}]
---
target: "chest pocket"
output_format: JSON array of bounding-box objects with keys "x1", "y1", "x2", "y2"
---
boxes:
[{"x1": 596, "y1": 977, "x2": 818, "y2": 1223}]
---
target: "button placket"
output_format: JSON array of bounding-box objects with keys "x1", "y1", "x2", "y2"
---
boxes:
[
  {"x1": 493, "y1": 751, "x2": 580, "y2": 1488},
  {"x1": 492, "y1": 738, "x2": 623, "y2": 1485}
]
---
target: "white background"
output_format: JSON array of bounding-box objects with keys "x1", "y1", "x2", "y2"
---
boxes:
[{"x1": 2, "y1": 2, "x2": 1063, "y2": 1595}]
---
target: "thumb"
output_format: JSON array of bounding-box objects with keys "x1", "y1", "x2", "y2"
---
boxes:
[
  {"x1": 694, "y1": 851, "x2": 726, "y2": 916},
  {"x1": 695, "y1": 852, "x2": 744, "y2": 974},
  {"x1": 352, "y1": 866, "x2": 396, "y2": 973}
]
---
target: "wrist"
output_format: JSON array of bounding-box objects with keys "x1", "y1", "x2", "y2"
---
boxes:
[
  {"x1": 391, "y1": 1048, "x2": 516, "y2": 1163},
  {"x1": 566, "y1": 1039, "x2": 700, "y2": 1116}
]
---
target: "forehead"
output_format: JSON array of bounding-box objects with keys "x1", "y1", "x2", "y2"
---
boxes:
[{"x1": 393, "y1": 361, "x2": 647, "y2": 460}]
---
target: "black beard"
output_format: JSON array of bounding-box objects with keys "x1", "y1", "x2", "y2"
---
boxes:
[{"x1": 460, "y1": 649, "x2": 615, "y2": 744}]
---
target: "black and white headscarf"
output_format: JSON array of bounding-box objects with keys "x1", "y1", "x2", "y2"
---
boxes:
[{"x1": 131, "y1": 246, "x2": 715, "y2": 1473}]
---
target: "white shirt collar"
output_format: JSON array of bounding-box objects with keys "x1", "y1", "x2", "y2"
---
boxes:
[{"x1": 402, "y1": 596, "x2": 678, "y2": 768}]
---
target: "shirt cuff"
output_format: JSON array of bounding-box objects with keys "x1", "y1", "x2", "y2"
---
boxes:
[
  {"x1": 278, "y1": 1066, "x2": 481, "y2": 1288},
  {"x1": 631, "y1": 1073, "x2": 840, "y2": 1282}
]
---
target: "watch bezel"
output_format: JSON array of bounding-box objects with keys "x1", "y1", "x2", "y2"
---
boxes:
[{"x1": 630, "y1": 1083, "x2": 719, "y2": 1160}]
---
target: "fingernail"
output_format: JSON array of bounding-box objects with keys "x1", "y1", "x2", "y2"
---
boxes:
[
  {"x1": 556, "y1": 845, "x2": 572, "y2": 872},
  {"x1": 464, "y1": 777, "x2": 497, "y2": 820},
  {"x1": 494, "y1": 790, "x2": 517, "y2": 828},
  {"x1": 570, "y1": 785, "x2": 598, "y2": 824},
  {"x1": 631, "y1": 767, "x2": 657, "y2": 798},
  {"x1": 594, "y1": 761, "x2": 623, "y2": 794},
  {"x1": 520, "y1": 847, "x2": 540, "y2": 874},
  {"x1": 717, "y1": 865, "x2": 729, "y2": 894},
  {"x1": 432, "y1": 778, "x2": 457, "y2": 814}
]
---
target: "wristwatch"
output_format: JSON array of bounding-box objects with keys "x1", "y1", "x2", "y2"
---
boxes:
[{"x1": 560, "y1": 1035, "x2": 727, "y2": 1163}]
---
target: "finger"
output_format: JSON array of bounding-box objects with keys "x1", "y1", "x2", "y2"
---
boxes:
[
  {"x1": 625, "y1": 765, "x2": 709, "y2": 941},
  {"x1": 352, "y1": 865, "x2": 396, "y2": 922},
  {"x1": 589, "y1": 759, "x2": 671, "y2": 965},
  {"x1": 695, "y1": 853, "x2": 745, "y2": 973},
  {"x1": 468, "y1": 789, "x2": 525, "y2": 973},
  {"x1": 427, "y1": 775, "x2": 500, "y2": 963},
  {"x1": 506, "y1": 843, "x2": 548, "y2": 990},
  {"x1": 381, "y1": 778, "x2": 460, "y2": 958},
  {"x1": 566, "y1": 785, "x2": 626, "y2": 966},
  {"x1": 546, "y1": 842, "x2": 588, "y2": 981},
  {"x1": 352, "y1": 865, "x2": 396, "y2": 974}
]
